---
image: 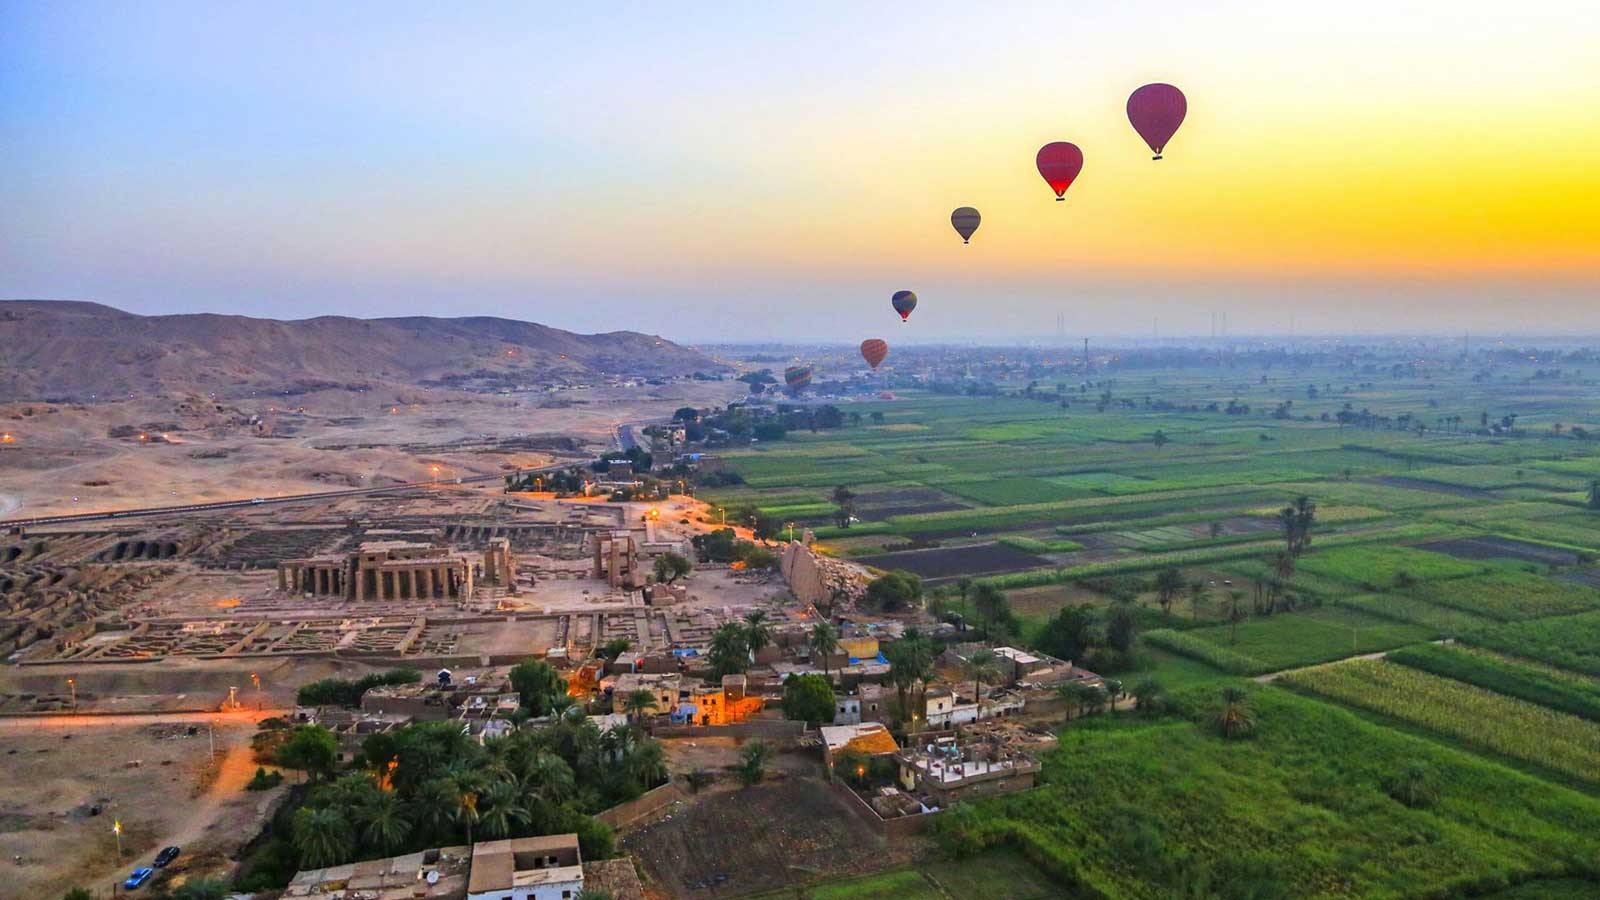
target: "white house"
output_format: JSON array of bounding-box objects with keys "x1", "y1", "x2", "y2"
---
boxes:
[{"x1": 467, "y1": 834, "x2": 583, "y2": 900}]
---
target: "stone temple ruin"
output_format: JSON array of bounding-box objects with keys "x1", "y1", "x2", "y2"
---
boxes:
[{"x1": 277, "y1": 537, "x2": 515, "y2": 600}]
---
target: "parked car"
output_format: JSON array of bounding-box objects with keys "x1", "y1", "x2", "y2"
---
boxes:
[
  {"x1": 154, "y1": 845, "x2": 180, "y2": 867},
  {"x1": 123, "y1": 867, "x2": 154, "y2": 889}
]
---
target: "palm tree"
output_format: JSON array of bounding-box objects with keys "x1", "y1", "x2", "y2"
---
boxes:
[
  {"x1": 1153, "y1": 568, "x2": 1185, "y2": 616},
  {"x1": 1225, "y1": 589, "x2": 1246, "y2": 645},
  {"x1": 1058, "y1": 681, "x2": 1102, "y2": 720},
  {"x1": 708, "y1": 622, "x2": 750, "y2": 678},
  {"x1": 623, "y1": 688, "x2": 659, "y2": 724},
  {"x1": 961, "y1": 649, "x2": 1000, "y2": 707},
  {"x1": 736, "y1": 741, "x2": 772, "y2": 786},
  {"x1": 743, "y1": 610, "x2": 773, "y2": 659},
  {"x1": 809, "y1": 621, "x2": 839, "y2": 680},
  {"x1": 478, "y1": 778, "x2": 531, "y2": 839},
  {"x1": 450, "y1": 777, "x2": 482, "y2": 845},
  {"x1": 625, "y1": 739, "x2": 668, "y2": 787},
  {"x1": 1212, "y1": 686, "x2": 1256, "y2": 739},
  {"x1": 291, "y1": 806, "x2": 352, "y2": 868},
  {"x1": 520, "y1": 751, "x2": 576, "y2": 804},
  {"x1": 360, "y1": 790, "x2": 411, "y2": 854},
  {"x1": 1187, "y1": 580, "x2": 1210, "y2": 621},
  {"x1": 411, "y1": 778, "x2": 458, "y2": 843}
]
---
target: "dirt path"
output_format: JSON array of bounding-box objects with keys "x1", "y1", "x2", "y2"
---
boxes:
[
  {"x1": 0, "y1": 709, "x2": 286, "y2": 894},
  {"x1": 1254, "y1": 639, "x2": 1453, "y2": 684}
]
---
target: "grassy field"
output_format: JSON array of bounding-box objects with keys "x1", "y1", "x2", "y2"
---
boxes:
[
  {"x1": 1462, "y1": 611, "x2": 1600, "y2": 677},
  {"x1": 1179, "y1": 607, "x2": 1435, "y2": 672},
  {"x1": 932, "y1": 687, "x2": 1600, "y2": 898}
]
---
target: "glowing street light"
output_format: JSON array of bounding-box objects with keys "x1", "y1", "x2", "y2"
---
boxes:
[
  {"x1": 67, "y1": 677, "x2": 76, "y2": 710},
  {"x1": 113, "y1": 819, "x2": 123, "y2": 860}
]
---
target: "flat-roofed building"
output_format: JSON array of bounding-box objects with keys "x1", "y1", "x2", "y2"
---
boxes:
[{"x1": 467, "y1": 833, "x2": 583, "y2": 900}]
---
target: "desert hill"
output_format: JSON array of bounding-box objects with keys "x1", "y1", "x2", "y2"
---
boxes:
[{"x1": 0, "y1": 300, "x2": 724, "y2": 400}]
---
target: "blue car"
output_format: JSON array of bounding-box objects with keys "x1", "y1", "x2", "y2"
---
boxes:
[{"x1": 123, "y1": 867, "x2": 154, "y2": 889}]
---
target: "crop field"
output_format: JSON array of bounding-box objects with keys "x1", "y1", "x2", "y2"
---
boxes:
[
  {"x1": 938, "y1": 687, "x2": 1600, "y2": 898},
  {"x1": 1281, "y1": 659, "x2": 1600, "y2": 784},
  {"x1": 1387, "y1": 643, "x2": 1600, "y2": 721},
  {"x1": 855, "y1": 541, "x2": 1051, "y2": 581},
  {"x1": 1294, "y1": 544, "x2": 1487, "y2": 587},
  {"x1": 1338, "y1": 592, "x2": 1497, "y2": 635},
  {"x1": 1399, "y1": 572, "x2": 1600, "y2": 621},
  {"x1": 1462, "y1": 611, "x2": 1600, "y2": 677},
  {"x1": 744, "y1": 851, "x2": 1066, "y2": 899},
  {"x1": 1178, "y1": 607, "x2": 1436, "y2": 672}
]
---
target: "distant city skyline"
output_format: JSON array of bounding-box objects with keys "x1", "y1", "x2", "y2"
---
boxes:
[{"x1": 3, "y1": 2, "x2": 1597, "y2": 342}]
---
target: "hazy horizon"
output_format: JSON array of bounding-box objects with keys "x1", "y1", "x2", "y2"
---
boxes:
[{"x1": 4, "y1": 2, "x2": 1597, "y2": 342}]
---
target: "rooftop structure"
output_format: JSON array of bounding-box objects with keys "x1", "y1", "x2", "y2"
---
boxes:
[
  {"x1": 467, "y1": 833, "x2": 583, "y2": 900},
  {"x1": 285, "y1": 845, "x2": 471, "y2": 898}
]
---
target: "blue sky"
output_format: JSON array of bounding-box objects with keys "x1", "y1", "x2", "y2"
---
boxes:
[{"x1": 3, "y1": 2, "x2": 1597, "y2": 341}]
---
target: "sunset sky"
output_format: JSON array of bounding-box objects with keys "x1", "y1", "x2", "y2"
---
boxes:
[{"x1": 3, "y1": 2, "x2": 1597, "y2": 341}]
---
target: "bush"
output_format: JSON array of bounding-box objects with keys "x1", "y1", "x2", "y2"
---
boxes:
[
  {"x1": 781, "y1": 673, "x2": 836, "y2": 726},
  {"x1": 247, "y1": 766, "x2": 285, "y2": 791},
  {"x1": 295, "y1": 668, "x2": 421, "y2": 707}
]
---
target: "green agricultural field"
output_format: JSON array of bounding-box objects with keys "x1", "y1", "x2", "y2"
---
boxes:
[
  {"x1": 1178, "y1": 607, "x2": 1435, "y2": 672},
  {"x1": 1338, "y1": 592, "x2": 1497, "y2": 635},
  {"x1": 1401, "y1": 572, "x2": 1600, "y2": 621},
  {"x1": 1388, "y1": 643, "x2": 1600, "y2": 721},
  {"x1": 1463, "y1": 611, "x2": 1600, "y2": 677},
  {"x1": 935, "y1": 687, "x2": 1600, "y2": 898},
  {"x1": 1295, "y1": 544, "x2": 1486, "y2": 587},
  {"x1": 1282, "y1": 659, "x2": 1600, "y2": 784}
]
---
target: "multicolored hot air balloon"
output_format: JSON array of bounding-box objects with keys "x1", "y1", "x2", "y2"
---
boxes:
[
  {"x1": 891, "y1": 290, "x2": 918, "y2": 322},
  {"x1": 1127, "y1": 83, "x2": 1186, "y2": 159},
  {"x1": 1036, "y1": 143, "x2": 1083, "y2": 201},
  {"x1": 951, "y1": 207, "x2": 981, "y2": 244},
  {"x1": 860, "y1": 339, "x2": 888, "y2": 369},
  {"x1": 784, "y1": 365, "x2": 814, "y2": 393}
]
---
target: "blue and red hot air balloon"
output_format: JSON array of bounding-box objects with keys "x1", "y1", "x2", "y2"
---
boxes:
[
  {"x1": 891, "y1": 290, "x2": 918, "y2": 322},
  {"x1": 1127, "y1": 83, "x2": 1187, "y2": 160},
  {"x1": 1036, "y1": 142, "x2": 1084, "y2": 201}
]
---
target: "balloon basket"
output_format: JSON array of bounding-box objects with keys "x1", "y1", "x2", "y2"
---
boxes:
[{"x1": 1055, "y1": 196, "x2": 1064, "y2": 201}]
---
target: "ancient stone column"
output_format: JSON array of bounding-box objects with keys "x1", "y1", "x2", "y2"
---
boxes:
[{"x1": 356, "y1": 568, "x2": 366, "y2": 601}]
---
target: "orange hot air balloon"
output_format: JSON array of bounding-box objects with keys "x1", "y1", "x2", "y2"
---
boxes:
[{"x1": 860, "y1": 339, "x2": 888, "y2": 369}]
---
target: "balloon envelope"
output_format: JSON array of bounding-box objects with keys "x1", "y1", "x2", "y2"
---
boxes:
[
  {"x1": 891, "y1": 290, "x2": 918, "y2": 321},
  {"x1": 950, "y1": 207, "x2": 981, "y2": 243},
  {"x1": 783, "y1": 365, "x2": 814, "y2": 392},
  {"x1": 860, "y1": 339, "x2": 888, "y2": 369},
  {"x1": 1036, "y1": 143, "x2": 1084, "y2": 199},
  {"x1": 1127, "y1": 83, "x2": 1186, "y2": 158}
]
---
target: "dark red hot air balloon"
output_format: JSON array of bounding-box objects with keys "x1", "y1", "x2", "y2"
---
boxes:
[
  {"x1": 891, "y1": 290, "x2": 917, "y2": 322},
  {"x1": 1036, "y1": 142, "x2": 1083, "y2": 201},
  {"x1": 1127, "y1": 83, "x2": 1186, "y2": 159},
  {"x1": 860, "y1": 339, "x2": 888, "y2": 369}
]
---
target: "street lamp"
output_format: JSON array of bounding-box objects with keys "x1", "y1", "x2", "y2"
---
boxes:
[
  {"x1": 67, "y1": 677, "x2": 76, "y2": 710},
  {"x1": 786, "y1": 522, "x2": 795, "y2": 542},
  {"x1": 251, "y1": 672, "x2": 262, "y2": 710},
  {"x1": 113, "y1": 819, "x2": 123, "y2": 860}
]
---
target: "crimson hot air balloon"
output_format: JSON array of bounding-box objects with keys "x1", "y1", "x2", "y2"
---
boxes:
[
  {"x1": 783, "y1": 365, "x2": 814, "y2": 393},
  {"x1": 1036, "y1": 142, "x2": 1084, "y2": 201},
  {"x1": 891, "y1": 290, "x2": 918, "y2": 322},
  {"x1": 860, "y1": 339, "x2": 888, "y2": 369},
  {"x1": 1127, "y1": 83, "x2": 1186, "y2": 159},
  {"x1": 950, "y1": 207, "x2": 980, "y2": 244}
]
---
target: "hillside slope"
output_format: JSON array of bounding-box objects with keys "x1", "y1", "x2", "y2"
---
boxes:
[{"x1": 0, "y1": 300, "x2": 722, "y2": 399}]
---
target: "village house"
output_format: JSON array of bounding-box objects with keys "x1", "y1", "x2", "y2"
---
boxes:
[
  {"x1": 820, "y1": 722, "x2": 899, "y2": 770},
  {"x1": 895, "y1": 731, "x2": 1043, "y2": 803},
  {"x1": 467, "y1": 834, "x2": 584, "y2": 900}
]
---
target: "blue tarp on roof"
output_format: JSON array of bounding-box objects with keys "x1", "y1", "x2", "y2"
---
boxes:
[
  {"x1": 672, "y1": 648, "x2": 700, "y2": 657},
  {"x1": 876, "y1": 652, "x2": 888, "y2": 664}
]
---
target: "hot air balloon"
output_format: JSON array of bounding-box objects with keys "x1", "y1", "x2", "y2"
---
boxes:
[
  {"x1": 891, "y1": 290, "x2": 918, "y2": 322},
  {"x1": 860, "y1": 339, "x2": 888, "y2": 369},
  {"x1": 784, "y1": 365, "x2": 814, "y2": 393},
  {"x1": 1127, "y1": 83, "x2": 1186, "y2": 159},
  {"x1": 1036, "y1": 143, "x2": 1083, "y2": 201},
  {"x1": 951, "y1": 207, "x2": 981, "y2": 244}
]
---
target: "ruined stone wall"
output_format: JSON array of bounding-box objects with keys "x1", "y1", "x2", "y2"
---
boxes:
[{"x1": 780, "y1": 541, "x2": 869, "y2": 611}]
